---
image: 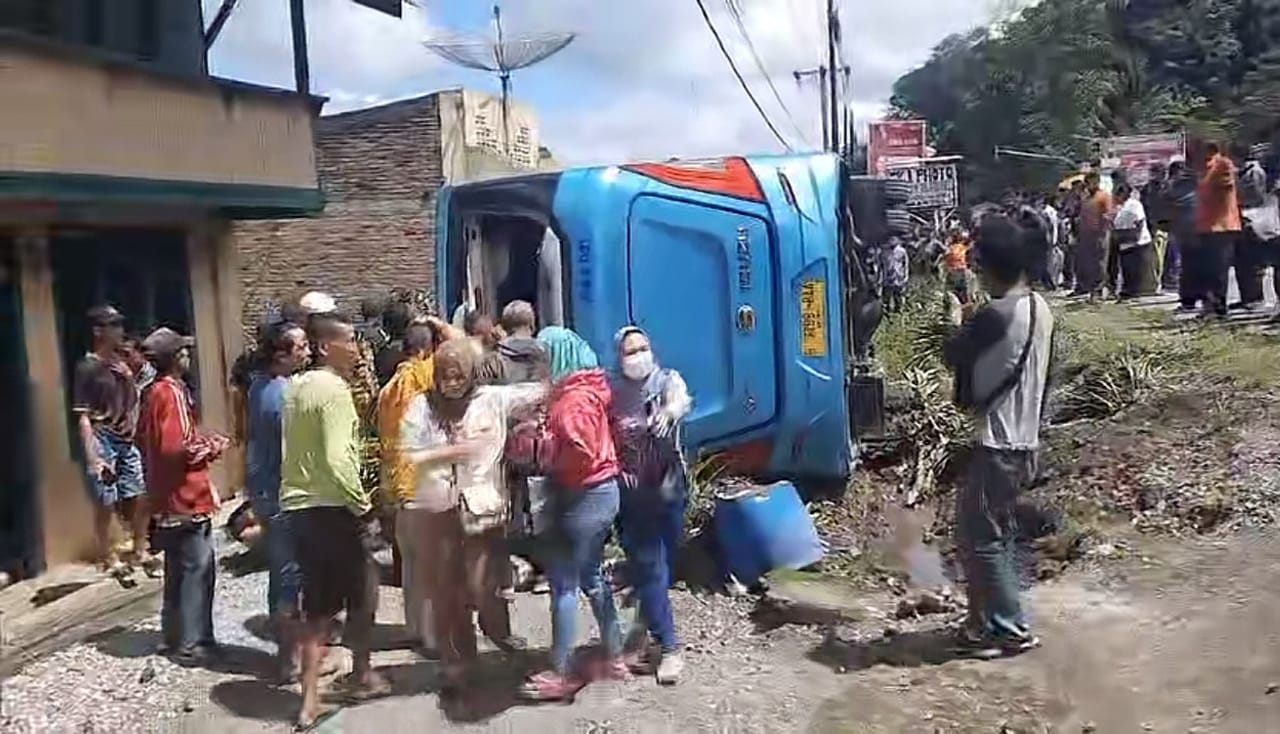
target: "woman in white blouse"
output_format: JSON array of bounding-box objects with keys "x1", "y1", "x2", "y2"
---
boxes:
[
  {"x1": 1112, "y1": 181, "x2": 1157, "y2": 298},
  {"x1": 399, "y1": 337, "x2": 546, "y2": 690}
]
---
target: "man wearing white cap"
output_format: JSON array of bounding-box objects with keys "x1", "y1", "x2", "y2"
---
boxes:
[{"x1": 299, "y1": 291, "x2": 337, "y2": 315}]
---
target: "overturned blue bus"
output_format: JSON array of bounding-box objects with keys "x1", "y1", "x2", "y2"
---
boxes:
[{"x1": 435, "y1": 153, "x2": 904, "y2": 485}]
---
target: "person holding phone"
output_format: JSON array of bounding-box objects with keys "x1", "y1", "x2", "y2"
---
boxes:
[{"x1": 73, "y1": 305, "x2": 150, "y2": 575}]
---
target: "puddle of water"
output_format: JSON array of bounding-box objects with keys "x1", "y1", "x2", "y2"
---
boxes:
[{"x1": 884, "y1": 505, "x2": 949, "y2": 588}]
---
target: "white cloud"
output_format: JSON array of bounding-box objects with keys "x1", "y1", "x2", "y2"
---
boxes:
[
  {"x1": 206, "y1": 0, "x2": 994, "y2": 163},
  {"x1": 205, "y1": 0, "x2": 441, "y2": 97},
  {"x1": 497, "y1": 0, "x2": 997, "y2": 163}
]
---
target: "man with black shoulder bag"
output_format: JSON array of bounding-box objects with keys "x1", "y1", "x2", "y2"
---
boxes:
[{"x1": 943, "y1": 214, "x2": 1055, "y2": 659}]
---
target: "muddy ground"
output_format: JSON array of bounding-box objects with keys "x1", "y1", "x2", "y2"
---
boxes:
[{"x1": 3, "y1": 526, "x2": 1278, "y2": 733}]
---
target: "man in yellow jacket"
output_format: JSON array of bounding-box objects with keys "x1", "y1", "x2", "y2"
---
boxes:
[{"x1": 375, "y1": 322, "x2": 436, "y2": 653}]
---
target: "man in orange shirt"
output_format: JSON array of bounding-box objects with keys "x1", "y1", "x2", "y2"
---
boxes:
[
  {"x1": 1073, "y1": 171, "x2": 1114, "y2": 297},
  {"x1": 1191, "y1": 142, "x2": 1242, "y2": 317}
]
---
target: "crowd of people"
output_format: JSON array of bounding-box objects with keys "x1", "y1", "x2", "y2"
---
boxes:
[
  {"x1": 72, "y1": 291, "x2": 695, "y2": 729},
  {"x1": 87, "y1": 144, "x2": 1280, "y2": 727},
  {"x1": 1032, "y1": 140, "x2": 1278, "y2": 317},
  {"x1": 888, "y1": 139, "x2": 1280, "y2": 323}
]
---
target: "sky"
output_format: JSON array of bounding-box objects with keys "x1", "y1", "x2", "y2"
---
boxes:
[{"x1": 205, "y1": 0, "x2": 999, "y2": 165}]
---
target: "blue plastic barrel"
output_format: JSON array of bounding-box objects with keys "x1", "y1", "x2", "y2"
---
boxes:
[{"x1": 713, "y1": 481, "x2": 825, "y2": 586}]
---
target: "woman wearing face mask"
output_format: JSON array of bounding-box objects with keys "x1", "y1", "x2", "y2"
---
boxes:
[
  {"x1": 521, "y1": 326, "x2": 625, "y2": 701},
  {"x1": 611, "y1": 326, "x2": 692, "y2": 685},
  {"x1": 399, "y1": 337, "x2": 546, "y2": 690}
]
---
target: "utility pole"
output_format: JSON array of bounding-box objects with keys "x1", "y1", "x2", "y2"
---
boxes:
[
  {"x1": 795, "y1": 64, "x2": 850, "y2": 152},
  {"x1": 826, "y1": 0, "x2": 840, "y2": 154},
  {"x1": 840, "y1": 66, "x2": 852, "y2": 160},
  {"x1": 794, "y1": 67, "x2": 830, "y2": 150},
  {"x1": 289, "y1": 0, "x2": 310, "y2": 95}
]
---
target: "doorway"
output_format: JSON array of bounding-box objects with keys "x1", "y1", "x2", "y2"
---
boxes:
[
  {"x1": 0, "y1": 236, "x2": 39, "y2": 576},
  {"x1": 49, "y1": 228, "x2": 194, "y2": 454},
  {"x1": 458, "y1": 214, "x2": 566, "y2": 329}
]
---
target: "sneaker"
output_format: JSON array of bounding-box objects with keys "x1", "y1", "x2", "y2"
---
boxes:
[
  {"x1": 138, "y1": 552, "x2": 163, "y2": 579},
  {"x1": 655, "y1": 652, "x2": 684, "y2": 686},
  {"x1": 950, "y1": 628, "x2": 1002, "y2": 660},
  {"x1": 171, "y1": 646, "x2": 211, "y2": 666},
  {"x1": 100, "y1": 554, "x2": 129, "y2": 577},
  {"x1": 519, "y1": 670, "x2": 585, "y2": 701},
  {"x1": 996, "y1": 630, "x2": 1042, "y2": 656}
]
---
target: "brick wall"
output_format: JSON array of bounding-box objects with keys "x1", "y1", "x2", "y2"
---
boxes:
[{"x1": 233, "y1": 94, "x2": 444, "y2": 336}]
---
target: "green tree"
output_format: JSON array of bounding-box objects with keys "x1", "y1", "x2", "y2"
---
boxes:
[{"x1": 890, "y1": 0, "x2": 1280, "y2": 199}]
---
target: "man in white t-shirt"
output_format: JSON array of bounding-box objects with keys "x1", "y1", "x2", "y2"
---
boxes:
[{"x1": 1041, "y1": 195, "x2": 1063, "y2": 287}]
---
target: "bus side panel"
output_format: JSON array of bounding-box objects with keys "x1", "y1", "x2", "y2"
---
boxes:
[
  {"x1": 752, "y1": 155, "x2": 853, "y2": 480},
  {"x1": 548, "y1": 168, "x2": 634, "y2": 366},
  {"x1": 539, "y1": 156, "x2": 850, "y2": 482},
  {"x1": 550, "y1": 167, "x2": 784, "y2": 440},
  {"x1": 626, "y1": 196, "x2": 779, "y2": 444}
]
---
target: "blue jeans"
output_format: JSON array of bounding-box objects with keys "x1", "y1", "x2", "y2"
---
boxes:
[
  {"x1": 86, "y1": 430, "x2": 145, "y2": 505},
  {"x1": 956, "y1": 447, "x2": 1036, "y2": 639},
  {"x1": 619, "y1": 485, "x2": 684, "y2": 652},
  {"x1": 153, "y1": 518, "x2": 216, "y2": 652},
  {"x1": 249, "y1": 496, "x2": 300, "y2": 617},
  {"x1": 547, "y1": 478, "x2": 622, "y2": 674}
]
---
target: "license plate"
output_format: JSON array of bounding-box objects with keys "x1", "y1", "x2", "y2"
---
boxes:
[{"x1": 799, "y1": 279, "x2": 826, "y2": 357}]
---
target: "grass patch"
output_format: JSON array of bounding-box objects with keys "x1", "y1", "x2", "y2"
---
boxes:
[{"x1": 1056, "y1": 303, "x2": 1280, "y2": 390}]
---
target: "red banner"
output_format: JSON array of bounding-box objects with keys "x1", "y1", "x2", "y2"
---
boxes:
[
  {"x1": 868, "y1": 120, "x2": 927, "y2": 176},
  {"x1": 1102, "y1": 133, "x2": 1185, "y2": 187}
]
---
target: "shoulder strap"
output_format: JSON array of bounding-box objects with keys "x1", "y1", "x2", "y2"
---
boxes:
[{"x1": 974, "y1": 293, "x2": 1038, "y2": 414}]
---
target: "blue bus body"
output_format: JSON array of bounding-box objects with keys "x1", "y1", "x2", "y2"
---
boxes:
[{"x1": 436, "y1": 153, "x2": 856, "y2": 480}]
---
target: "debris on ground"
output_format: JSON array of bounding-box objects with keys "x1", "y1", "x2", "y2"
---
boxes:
[
  {"x1": 799, "y1": 298, "x2": 1280, "y2": 603},
  {"x1": 892, "y1": 588, "x2": 956, "y2": 620}
]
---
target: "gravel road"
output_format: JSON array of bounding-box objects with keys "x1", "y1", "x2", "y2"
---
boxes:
[{"x1": 0, "y1": 533, "x2": 844, "y2": 734}]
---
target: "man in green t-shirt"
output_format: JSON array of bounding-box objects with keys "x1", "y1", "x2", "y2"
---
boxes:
[{"x1": 280, "y1": 311, "x2": 387, "y2": 728}]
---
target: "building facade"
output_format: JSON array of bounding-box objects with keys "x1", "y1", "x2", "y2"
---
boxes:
[
  {"x1": 0, "y1": 5, "x2": 322, "y2": 575},
  {"x1": 235, "y1": 88, "x2": 549, "y2": 334}
]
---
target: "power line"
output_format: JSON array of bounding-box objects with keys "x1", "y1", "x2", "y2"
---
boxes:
[
  {"x1": 693, "y1": 0, "x2": 793, "y2": 151},
  {"x1": 721, "y1": 0, "x2": 812, "y2": 147}
]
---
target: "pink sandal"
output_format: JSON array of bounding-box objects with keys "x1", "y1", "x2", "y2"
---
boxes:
[
  {"x1": 589, "y1": 656, "x2": 629, "y2": 681},
  {"x1": 519, "y1": 670, "x2": 584, "y2": 701}
]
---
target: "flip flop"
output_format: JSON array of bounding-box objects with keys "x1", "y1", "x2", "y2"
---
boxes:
[{"x1": 337, "y1": 673, "x2": 392, "y2": 702}]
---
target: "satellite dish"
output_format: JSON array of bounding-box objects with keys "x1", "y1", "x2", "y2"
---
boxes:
[
  {"x1": 352, "y1": 0, "x2": 404, "y2": 17},
  {"x1": 424, "y1": 4, "x2": 575, "y2": 158}
]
